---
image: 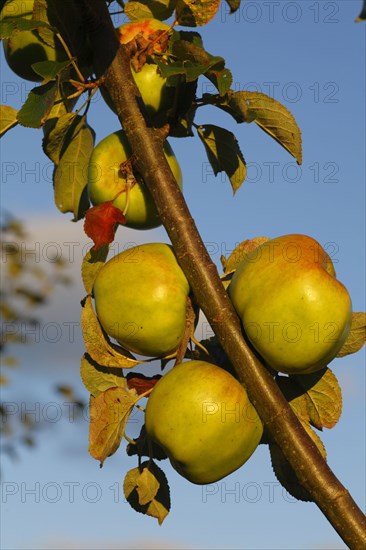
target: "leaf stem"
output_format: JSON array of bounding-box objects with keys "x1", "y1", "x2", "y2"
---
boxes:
[{"x1": 56, "y1": 32, "x2": 85, "y2": 83}]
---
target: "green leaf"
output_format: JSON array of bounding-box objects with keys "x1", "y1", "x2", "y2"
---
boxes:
[
  {"x1": 53, "y1": 115, "x2": 94, "y2": 219},
  {"x1": 0, "y1": 105, "x2": 18, "y2": 137},
  {"x1": 42, "y1": 112, "x2": 77, "y2": 165},
  {"x1": 0, "y1": 18, "x2": 51, "y2": 39},
  {"x1": 17, "y1": 81, "x2": 58, "y2": 129},
  {"x1": 215, "y1": 91, "x2": 302, "y2": 164},
  {"x1": 170, "y1": 38, "x2": 232, "y2": 94},
  {"x1": 206, "y1": 66, "x2": 232, "y2": 96},
  {"x1": 124, "y1": 0, "x2": 177, "y2": 21},
  {"x1": 124, "y1": 461, "x2": 171, "y2": 525},
  {"x1": 81, "y1": 296, "x2": 142, "y2": 369},
  {"x1": 80, "y1": 354, "x2": 127, "y2": 398},
  {"x1": 81, "y1": 245, "x2": 109, "y2": 295},
  {"x1": 292, "y1": 368, "x2": 342, "y2": 430},
  {"x1": 197, "y1": 124, "x2": 246, "y2": 193},
  {"x1": 337, "y1": 312, "x2": 366, "y2": 357},
  {"x1": 155, "y1": 59, "x2": 204, "y2": 84},
  {"x1": 88, "y1": 386, "x2": 137, "y2": 465},
  {"x1": 31, "y1": 59, "x2": 73, "y2": 81},
  {"x1": 175, "y1": 0, "x2": 220, "y2": 26}
]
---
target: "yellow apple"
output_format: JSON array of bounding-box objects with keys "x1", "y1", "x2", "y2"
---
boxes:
[
  {"x1": 88, "y1": 129, "x2": 182, "y2": 230},
  {"x1": 229, "y1": 234, "x2": 352, "y2": 375},
  {"x1": 145, "y1": 360, "x2": 263, "y2": 484},
  {"x1": 93, "y1": 243, "x2": 190, "y2": 357}
]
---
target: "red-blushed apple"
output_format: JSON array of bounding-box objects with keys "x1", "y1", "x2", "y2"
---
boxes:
[{"x1": 229, "y1": 234, "x2": 352, "y2": 374}]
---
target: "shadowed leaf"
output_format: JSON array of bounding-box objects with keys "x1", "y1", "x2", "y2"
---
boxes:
[
  {"x1": 197, "y1": 124, "x2": 246, "y2": 193},
  {"x1": 125, "y1": 0, "x2": 177, "y2": 21},
  {"x1": 53, "y1": 116, "x2": 94, "y2": 219},
  {"x1": 17, "y1": 82, "x2": 58, "y2": 128},
  {"x1": 124, "y1": 461, "x2": 171, "y2": 524}
]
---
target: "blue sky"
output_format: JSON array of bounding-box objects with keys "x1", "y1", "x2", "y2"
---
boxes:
[{"x1": 1, "y1": 1, "x2": 365, "y2": 549}]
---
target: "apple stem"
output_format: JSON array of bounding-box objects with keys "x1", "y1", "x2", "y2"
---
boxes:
[
  {"x1": 190, "y1": 335, "x2": 210, "y2": 357},
  {"x1": 124, "y1": 433, "x2": 136, "y2": 445},
  {"x1": 122, "y1": 175, "x2": 134, "y2": 216}
]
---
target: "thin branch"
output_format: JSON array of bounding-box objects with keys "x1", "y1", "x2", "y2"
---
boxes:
[{"x1": 80, "y1": 1, "x2": 366, "y2": 547}]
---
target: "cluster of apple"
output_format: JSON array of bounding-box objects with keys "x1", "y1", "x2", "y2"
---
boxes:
[
  {"x1": 92, "y1": 233, "x2": 352, "y2": 483},
  {"x1": 2, "y1": 2, "x2": 353, "y2": 485}
]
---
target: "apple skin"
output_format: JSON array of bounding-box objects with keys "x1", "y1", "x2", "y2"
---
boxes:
[
  {"x1": 145, "y1": 360, "x2": 263, "y2": 484},
  {"x1": 229, "y1": 234, "x2": 352, "y2": 375},
  {"x1": 88, "y1": 129, "x2": 182, "y2": 230},
  {"x1": 93, "y1": 243, "x2": 190, "y2": 357},
  {"x1": 1, "y1": 0, "x2": 67, "y2": 82}
]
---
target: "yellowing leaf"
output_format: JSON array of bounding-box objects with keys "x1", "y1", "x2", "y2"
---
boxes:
[
  {"x1": 124, "y1": 461, "x2": 171, "y2": 524},
  {"x1": 81, "y1": 296, "x2": 141, "y2": 369},
  {"x1": 245, "y1": 92, "x2": 302, "y2": 164},
  {"x1": 224, "y1": 0, "x2": 240, "y2": 13},
  {"x1": 88, "y1": 386, "x2": 136, "y2": 465},
  {"x1": 81, "y1": 245, "x2": 109, "y2": 294},
  {"x1": 337, "y1": 312, "x2": 366, "y2": 357},
  {"x1": 293, "y1": 368, "x2": 342, "y2": 430},
  {"x1": 222, "y1": 236, "x2": 270, "y2": 274},
  {"x1": 175, "y1": 0, "x2": 220, "y2": 26},
  {"x1": 217, "y1": 91, "x2": 302, "y2": 164},
  {"x1": 197, "y1": 124, "x2": 246, "y2": 193},
  {"x1": 299, "y1": 419, "x2": 326, "y2": 460},
  {"x1": 80, "y1": 354, "x2": 127, "y2": 397},
  {"x1": 0, "y1": 105, "x2": 18, "y2": 137}
]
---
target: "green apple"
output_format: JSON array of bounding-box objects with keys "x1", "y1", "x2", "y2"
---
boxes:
[
  {"x1": 145, "y1": 360, "x2": 263, "y2": 484},
  {"x1": 229, "y1": 234, "x2": 352, "y2": 375},
  {"x1": 88, "y1": 129, "x2": 182, "y2": 230},
  {"x1": 100, "y1": 18, "x2": 175, "y2": 116},
  {"x1": 1, "y1": 0, "x2": 67, "y2": 81},
  {"x1": 93, "y1": 243, "x2": 190, "y2": 357},
  {"x1": 101, "y1": 61, "x2": 175, "y2": 117}
]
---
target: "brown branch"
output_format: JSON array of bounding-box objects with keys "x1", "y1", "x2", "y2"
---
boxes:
[{"x1": 80, "y1": 1, "x2": 366, "y2": 547}]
